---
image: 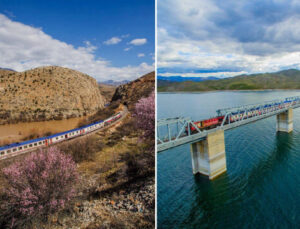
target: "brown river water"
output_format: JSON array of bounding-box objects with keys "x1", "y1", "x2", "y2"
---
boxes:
[{"x1": 0, "y1": 117, "x2": 89, "y2": 146}]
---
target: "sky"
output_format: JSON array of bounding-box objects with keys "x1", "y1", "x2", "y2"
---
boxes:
[
  {"x1": 158, "y1": 0, "x2": 300, "y2": 78},
  {"x1": 0, "y1": 0, "x2": 154, "y2": 81}
]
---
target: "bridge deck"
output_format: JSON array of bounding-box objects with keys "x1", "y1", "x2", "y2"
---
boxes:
[{"x1": 157, "y1": 96, "x2": 300, "y2": 152}]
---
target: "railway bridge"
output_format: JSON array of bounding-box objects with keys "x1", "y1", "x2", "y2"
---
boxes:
[{"x1": 157, "y1": 96, "x2": 300, "y2": 179}]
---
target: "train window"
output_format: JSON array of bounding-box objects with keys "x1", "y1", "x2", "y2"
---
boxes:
[
  {"x1": 39, "y1": 142, "x2": 42, "y2": 145},
  {"x1": 24, "y1": 146, "x2": 28, "y2": 149},
  {"x1": 0, "y1": 151, "x2": 4, "y2": 155},
  {"x1": 19, "y1": 147, "x2": 22, "y2": 150},
  {"x1": 34, "y1": 143, "x2": 37, "y2": 146},
  {"x1": 13, "y1": 148, "x2": 17, "y2": 152},
  {"x1": 29, "y1": 144, "x2": 32, "y2": 147},
  {"x1": 7, "y1": 150, "x2": 11, "y2": 153},
  {"x1": 61, "y1": 136, "x2": 63, "y2": 138},
  {"x1": 43, "y1": 141, "x2": 45, "y2": 143}
]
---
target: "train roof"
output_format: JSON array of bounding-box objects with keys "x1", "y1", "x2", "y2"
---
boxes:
[
  {"x1": 0, "y1": 120, "x2": 104, "y2": 151},
  {"x1": 49, "y1": 120, "x2": 104, "y2": 138},
  {"x1": 0, "y1": 136, "x2": 48, "y2": 151}
]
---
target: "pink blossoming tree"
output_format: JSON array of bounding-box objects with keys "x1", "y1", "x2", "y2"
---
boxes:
[
  {"x1": 1, "y1": 147, "x2": 79, "y2": 226},
  {"x1": 134, "y1": 91, "x2": 155, "y2": 139}
]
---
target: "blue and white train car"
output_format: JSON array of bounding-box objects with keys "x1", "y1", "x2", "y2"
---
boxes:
[{"x1": 0, "y1": 111, "x2": 123, "y2": 160}]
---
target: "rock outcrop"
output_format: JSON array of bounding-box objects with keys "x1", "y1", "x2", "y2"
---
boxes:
[
  {"x1": 0, "y1": 66, "x2": 105, "y2": 124},
  {"x1": 111, "y1": 71, "x2": 154, "y2": 110}
]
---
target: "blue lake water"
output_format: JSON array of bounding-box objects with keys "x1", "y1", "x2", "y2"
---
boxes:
[{"x1": 157, "y1": 91, "x2": 300, "y2": 229}]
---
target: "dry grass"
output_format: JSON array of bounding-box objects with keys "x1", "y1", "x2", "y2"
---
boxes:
[{"x1": 59, "y1": 135, "x2": 103, "y2": 163}]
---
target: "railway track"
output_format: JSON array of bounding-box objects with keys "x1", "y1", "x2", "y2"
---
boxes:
[{"x1": 0, "y1": 106, "x2": 129, "y2": 161}]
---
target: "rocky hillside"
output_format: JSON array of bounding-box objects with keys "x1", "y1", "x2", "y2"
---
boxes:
[
  {"x1": 111, "y1": 71, "x2": 155, "y2": 110},
  {"x1": 0, "y1": 66, "x2": 105, "y2": 124}
]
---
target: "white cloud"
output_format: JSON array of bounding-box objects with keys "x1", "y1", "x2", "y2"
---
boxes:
[
  {"x1": 0, "y1": 14, "x2": 153, "y2": 81},
  {"x1": 138, "y1": 53, "x2": 145, "y2": 57},
  {"x1": 103, "y1": 36, "x2": 121, "y2": 45},
  {"x1": 124, "y1": 47, "x2": 131, "y2": 51},
  {"x1": 129, "y1": 38, "x2": 147, "y2": 46},
  {"x1": 158, "y1": 0, "x2": 300, "y2": 76}
]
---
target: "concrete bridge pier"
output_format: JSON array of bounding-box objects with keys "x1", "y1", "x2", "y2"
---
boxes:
[
  {"x1": 190, "y1": 130, "x2": 227, "y2": 179},
  {"x1": 277, "y1": 108, "x2": 293, "y2": 133}
]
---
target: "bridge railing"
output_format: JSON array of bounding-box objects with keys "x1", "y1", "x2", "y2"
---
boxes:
[
  {"x1": 157, "y1": 96, "x2": 300, "y2": 151},
  {"x1": 218, "y1": 96, "x2": 300, "y2": 127},
  {"x1": 217, "y1": 96, "x2": 300, "y2": 116},
  {"x1": 157, "y1": 117, "x2": 204, "y2": 144}
]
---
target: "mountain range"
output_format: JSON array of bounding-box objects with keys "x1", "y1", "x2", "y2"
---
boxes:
[
  {"x1": 158, "y1": 69, "x2": 300, "y2": 92},
  {"x1": 157, "y1": 75, "x2": 219, "y2": 82},
  {"x1": 101, "y1": 79, "x2": 130, "y2": 86}
]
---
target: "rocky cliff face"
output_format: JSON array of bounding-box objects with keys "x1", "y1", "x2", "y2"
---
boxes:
[
  {"x1": 0, "y1": 66, "x2": 105, "y2": 124},
  {"x1": 111, "y1": 71, "x2": 155, "y2": 110}
]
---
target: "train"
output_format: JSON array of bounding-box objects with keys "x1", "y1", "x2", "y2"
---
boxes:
[
  {"x1": 187, "y1": 116, "x2": 224, "y2": 132},
  {"x1": 0, "y1": 111, "x2": 123, "y2": 159},
  {"x1": 186, "y1": 99, "x2": 298, "y2": 133}
]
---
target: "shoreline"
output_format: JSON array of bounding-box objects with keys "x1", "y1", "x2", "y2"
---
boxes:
[{"x1": 158, "y1": 89, "x2": 300, "y2": 94}]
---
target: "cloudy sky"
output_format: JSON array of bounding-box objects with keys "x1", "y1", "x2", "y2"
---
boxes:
[
  {"x1": 158, "y1": 0, "x2": 300, "y2": 78},
  {"x1": 0, "y1": 0, "x2": 154, "y2": 81}
]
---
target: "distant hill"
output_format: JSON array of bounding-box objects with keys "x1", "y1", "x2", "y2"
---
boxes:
[
  {"x1": 158, "y1": 69, "x2": 300, "y2": 92},
  {"x1": 0, "y1": 67, "x2": 15, "y2": 72},
  {"x1": 0, "y1": 66, "x2": 105, "y2": 124},
  {"x1": 0, "y1": 68, "x2": 15, "y2": 76},
  {"x1": 111, "y1": 71, "x2": 155, "y2": 110},
  {"x1": 101, "y1": 79, "x2": 130, "y2": 86},
  {"x1": 157, "y1": 75, "x2": 219, "y2": 82}
]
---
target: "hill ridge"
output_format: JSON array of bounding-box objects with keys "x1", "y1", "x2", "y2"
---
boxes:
[
  {"x1": 158, "y1": 69, "x2": 300, "y2": 92},
  {"x1": 0, "y1": 66, "x2": 105, "y2": 124}
]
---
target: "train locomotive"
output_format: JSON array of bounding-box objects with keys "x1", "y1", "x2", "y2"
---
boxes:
[{"x1": 0, "y1": 112, "x2": 122, "y2": 159}]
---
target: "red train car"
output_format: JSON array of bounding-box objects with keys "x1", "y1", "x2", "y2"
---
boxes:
[{"x1": 187, "y1": 116, "x2": 224, "y2": 133}]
